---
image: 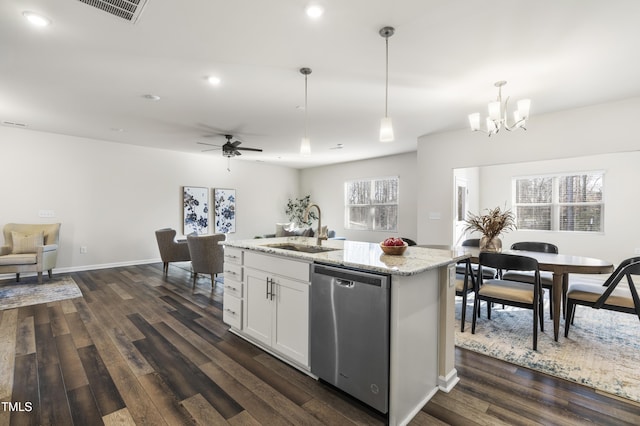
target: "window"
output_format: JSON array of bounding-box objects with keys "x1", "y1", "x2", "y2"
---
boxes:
[
  {"x1": 513, "y1": 172, "x2": 604, "y2": 232},
  {"x1": 345, "y1": 176, "x2": 398, "y2": 231}
]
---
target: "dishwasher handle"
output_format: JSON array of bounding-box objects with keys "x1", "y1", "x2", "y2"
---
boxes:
[{"x1": 335, "y1": 279, "x2": 354, "y2": 288}]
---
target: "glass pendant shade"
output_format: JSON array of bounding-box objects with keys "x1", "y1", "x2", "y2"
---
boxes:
[
  {"x1": 379, "y1": 117, "x2": 394, "y2": 142},
  {"x1": 517, "y1": 99, "x2": 531, "y2": 119},
  {"x1": 468, "y1": 113, "x2": 481, "y2": 131},
  {"x1": 488, "y1": 101, "x2": 501, "y2": 121},
  {"x1": 300, "y1": 137, "x2": 311, "y2": 156}
]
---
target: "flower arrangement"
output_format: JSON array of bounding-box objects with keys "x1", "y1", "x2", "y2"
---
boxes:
[{"x1": 464, "y1": 206, "x2": 516, "y2": 251}]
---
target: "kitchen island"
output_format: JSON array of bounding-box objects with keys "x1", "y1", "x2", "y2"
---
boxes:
[{"x1": 221, "y1": 236, "x2": 468, "y2": 426}]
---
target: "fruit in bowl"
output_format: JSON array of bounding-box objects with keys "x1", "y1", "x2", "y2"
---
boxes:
[{"x1": 380, "y1": 237, "x2": 408, "y2": 255}]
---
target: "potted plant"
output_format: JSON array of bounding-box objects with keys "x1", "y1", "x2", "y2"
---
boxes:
[{"x1": 463, "y1": 206, "x2": 516, "y2": 252}]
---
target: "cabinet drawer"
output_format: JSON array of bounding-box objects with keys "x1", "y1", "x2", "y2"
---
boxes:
[
  {"x1": 224, "y1": 247, "x2": 243, "y2": 264},
  {"x1": 223, "y1": 294, "x2": 242, "y2": 329},
  {"x1": 224, "y1": 262, "x2": 243, "y2": 281},
  {"x1": 224, "y1": 278, "x2": 243, "y2": 298},
  {"x1": 244, "y1": 251, "x2": 310, "y2": 282}
]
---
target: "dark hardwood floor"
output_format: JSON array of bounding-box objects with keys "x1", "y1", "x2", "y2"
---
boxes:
[{"x1": 1, "y1": 264, "x2": 639, "y2": 425}]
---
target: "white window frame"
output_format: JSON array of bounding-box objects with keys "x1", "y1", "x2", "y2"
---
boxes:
[
  {"x1": 344, "y1": 176, "x2": 399, "y2": 232},
  {"x1": 512, "y1": 171, "x2": 604, "y2": 233}
]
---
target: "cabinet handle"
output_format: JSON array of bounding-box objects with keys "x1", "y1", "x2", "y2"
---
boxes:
[
  {"x1": 225, "y1": 270, "x2": 236, "y2": 276},
  {"x1": 270, "y1": 279, "x2": 275, "y2": 301},
  {"x1": 227, "y1": 285, "x2": 237, "y2": 291},
  {"x1": 224, "y1": 308, "x2": 236, "y2": 315},
  {"x1": 266, "y1": 277, "x2": 271, "y2": 299}
]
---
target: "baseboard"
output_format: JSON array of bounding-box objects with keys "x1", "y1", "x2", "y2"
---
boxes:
[
  {"x1": 438, "y1": 368, "x2": 460, "y2": 393},
  {"x1": 0, "y1": 258, "x2": 161, "y2": 281}
]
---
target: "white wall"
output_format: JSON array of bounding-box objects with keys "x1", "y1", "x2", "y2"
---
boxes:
[
  {"x1": 299, "y1": 152, "x2": 418, "y2": 243},
  {"x1": 0, "y1": 126, "x2": 300, "y2": 273},
  {"x1": 417, "y1": 97, "x2": 640, "y2": 264},
  {"x1": 471, "y1": 152, "x2": 640, "y2": 263}
]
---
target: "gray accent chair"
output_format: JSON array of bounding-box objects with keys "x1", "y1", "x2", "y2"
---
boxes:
[
  {"x1": 1, "y1": 223, "x2": 61, "y2": 283},
  {"x1": 155, "y1": 228, "x2": 190, "y2": 276},
  {"x1": 186, "y1": 233, "x2": 225, "y2": 290}
]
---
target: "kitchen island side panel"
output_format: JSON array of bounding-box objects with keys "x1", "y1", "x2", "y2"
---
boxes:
[{"x1": 388, "y1": 268, "x2": 441, "y2": 426}]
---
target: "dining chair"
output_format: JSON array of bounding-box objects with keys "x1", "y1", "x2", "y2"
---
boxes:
[
  {"x1": 564, "y1": 257, "x2": 640, "y2": 338},
  {"x1": 472, "y1": 252, "x2": 544, "y2": 350},
  {"x1": 456, "y1": 238, "x2": 497, "y2": 279},
  {"x1": 186, "y1": 233, "x2": 226, "y2": 291},
  {"x1": 155, "y1": 228, "x2": 191, "y2": 276},
  {"x1": 455, "y1": 258, "x2": 477, "y2": 332},
  {"x1": 503, "y1": 241, "x2": 559, "y2": 319}
]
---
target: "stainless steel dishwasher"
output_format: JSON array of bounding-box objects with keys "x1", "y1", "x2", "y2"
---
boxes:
[{"x1": 310, "y1": 263, "x2": 391, "y2": 413}]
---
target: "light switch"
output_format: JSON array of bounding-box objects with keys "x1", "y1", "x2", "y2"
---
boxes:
[{"x1": 428, "y1": 212, "x2": 441, "y2": 220}]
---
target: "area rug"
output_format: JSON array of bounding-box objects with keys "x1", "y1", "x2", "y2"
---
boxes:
[
  {"x1": 0, "y1": 277, "x2": 82, "y2": 310},
  {"x1": 455, "y1": 298, "x2": 640, "y2": 403}
]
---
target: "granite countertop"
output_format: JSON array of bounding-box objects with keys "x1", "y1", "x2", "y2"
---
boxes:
[{"x1": 222, "y1": 236, "x2": 469, "y2": 276}]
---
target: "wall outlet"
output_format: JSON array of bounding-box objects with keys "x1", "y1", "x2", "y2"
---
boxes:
[{"x1": 80, "y1": 246, "x2": 88, "y2": 254}]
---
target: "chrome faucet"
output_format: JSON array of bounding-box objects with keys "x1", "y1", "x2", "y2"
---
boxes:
[{"x1": 303, "y1": 203, "x2": 326, "y2": 246}]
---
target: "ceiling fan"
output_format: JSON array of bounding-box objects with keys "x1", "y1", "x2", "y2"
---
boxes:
[{"x1": 198, "y1": 134, "x2": 263, "y2": 158}]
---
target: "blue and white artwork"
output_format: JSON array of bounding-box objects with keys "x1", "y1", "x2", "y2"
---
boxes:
[
  {"x1": 183, "y1": 186, "x2": 209, "y2": 235},
  {"x1": 214, "y1": 188, "x2": 236, "y2": 233}
]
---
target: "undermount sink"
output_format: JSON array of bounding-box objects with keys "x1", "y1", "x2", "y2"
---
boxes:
[{"x1": 264, "y1": 243, "x2": 339, "y2": 254}]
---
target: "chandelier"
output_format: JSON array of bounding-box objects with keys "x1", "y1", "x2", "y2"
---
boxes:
[{"x1": 468, "y1": 81, "x2": 530, "y2": 136}]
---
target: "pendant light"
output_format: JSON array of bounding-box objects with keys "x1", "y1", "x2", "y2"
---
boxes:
[
  {"x1": 300, "y1": 67, "x2": 312, "y2": 156},
  {"x1": 379, "y1": 26, "x2": 395, "y2": 142}
]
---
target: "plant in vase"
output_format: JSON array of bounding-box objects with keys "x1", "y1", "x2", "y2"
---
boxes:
[{"x1": 463, "y1": 206, "x2": 516, "y2": 252}]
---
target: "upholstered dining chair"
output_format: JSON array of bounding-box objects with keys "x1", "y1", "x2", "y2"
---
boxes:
[
  {"x1": 155, "y1": 228, "x2": 191, "y2": 276},
  {"x1": 564, "y1": 257, "x2": 640, "y2": 338},
  {"x1": 472, "y1": 252, "x2": 544, "y2": 350},
  {"x1": 503, "y1": 241, "x2": 559, "y2": 319},
  {"x1": 186, "y1": 233, "x2": 225, "y2": 290}
]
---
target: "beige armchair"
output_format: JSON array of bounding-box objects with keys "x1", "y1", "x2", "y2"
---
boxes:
[
  {"x1": 1, "y1": 223, "x2": 61, "y2": 283},
  {"x1": 186, "y1": 233, "x2": 225, "y2": 290},
  {"x1": 155, "y1": 228, "x2": 191, "y2": 276}
]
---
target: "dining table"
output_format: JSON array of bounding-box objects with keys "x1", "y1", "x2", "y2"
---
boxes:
[{"x1": 422, "y1": 245, "x2": 615, "y2": 341}]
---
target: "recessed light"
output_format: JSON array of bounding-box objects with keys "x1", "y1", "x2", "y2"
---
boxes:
[
  {"x1": 22, "y1": 11, "x2": 51, "y2": 27},
  {"x1": 305, "y1": 4, "x2": 324, "y2": 19},
  {"x1": 208, "y1": 76, "x2": 221, "y2": 86},
  {"x1": 143, "y1": 94, "x2": 161, "y2": 101}
]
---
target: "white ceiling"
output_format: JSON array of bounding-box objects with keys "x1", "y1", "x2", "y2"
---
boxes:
[{"x1": 3, "y1": 0, "x2": 640, "y2": 168}]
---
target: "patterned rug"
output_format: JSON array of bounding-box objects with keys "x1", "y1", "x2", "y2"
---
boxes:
[
  {"x1": 0, "y1": 277, "x2": 82, "y2": 310},
  {"x1": 455, "y1": 297, "x2": 640, "y2": 403}
]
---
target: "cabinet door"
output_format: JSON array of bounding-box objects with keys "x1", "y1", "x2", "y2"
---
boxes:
[
  {"x1": 272, "y1": 276, "x2": 310, "y2": 367},
  {"x1": 243, "y1": 269, "x2": 272, "y2": 346}
]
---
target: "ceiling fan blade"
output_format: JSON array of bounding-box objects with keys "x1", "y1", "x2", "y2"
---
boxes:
[
  {"x1": 234, "y1": 150, "x2": 242, "y2": 156},
  {"x1": 201, "y1": 148, "x2": 221, "y2": 152},
  {"x1": 231, "y1": 141, "x2": 242, "y2": 147},
  {"x1": 236, "y1": 147, "x2": 263, "y2": 152},
  {"x1": 197, "y1": 141, "x2": 221, "y2": 147}
]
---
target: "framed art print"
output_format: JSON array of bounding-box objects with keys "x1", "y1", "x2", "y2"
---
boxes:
[
  {"x1": 183, "y1": 186, "x2": 209, "y2": 234},
  {"x1": 214, "y1": 188, "x2": 236, "y2": 233}
]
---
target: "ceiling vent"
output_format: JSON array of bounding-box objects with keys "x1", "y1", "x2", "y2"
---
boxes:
[{"x1": 78, "y1": 0, "x2": 149, "y2": 23}]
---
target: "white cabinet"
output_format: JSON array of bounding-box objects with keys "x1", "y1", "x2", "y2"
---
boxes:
[
  {"x1": 242, "y1": 251, "x2": 310, "y2": 368},
  {"x1": 243, "y1": 267, "x2": 310, "y2": 366},
  {"x1": 222, "y1": 247, "x2": 244, "y2": 329}
]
